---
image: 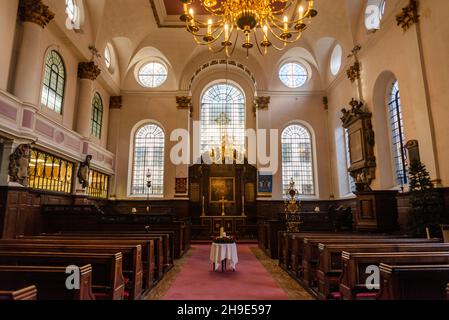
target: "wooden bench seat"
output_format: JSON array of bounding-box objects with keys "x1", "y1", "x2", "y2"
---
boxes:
[
  {"x1": 317, "y1": 243, "x2": 449, "y2": 299},
  {"x1": 278, "y1": 232, "x2": 358, "y2": 271},
  {"x1": 0, "y1": 243, "x2": 143, "y2": 300},
  {"x1": 340, "y1": 251, "x2": 449, "y2": 300},
  {"x1": 302, "y1": 238, "x2": 441, "y2": 287},
  {"x1": 51, "y1": 232, "x2": 174, "y2": 270},
  {"x1": 0, "y1": 285, "x2": 37, "y2": 300},
  {"x1": 13, "y1": 237, "x2": 157, "y2": 287},
  {"x1": 378, "y1": 264, "x2": 449, "y2": 300},
  {"x1": 29, "y1": 234, "x2": 166, "y2": 278},
  {"x1": 0, "y1": 251, "x2": 124, "y2": 300},
  {"x1": 0, "y1": 265, "x2": 94, "y2": 300},
  {"x1": 447, "y1": 283, "x2": 449, "y2": 300}
]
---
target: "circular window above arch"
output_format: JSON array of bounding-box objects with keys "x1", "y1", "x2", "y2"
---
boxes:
[
  {"x1": 330, "y1": 44, "x2": 343, "y2": 76},
  {"x1": 279, "y1": 62, "x2": 308, "y2": 88},
  {"x1": 65, "y1": 0, "x2": 83, "y2": 30},
  {"x1": 365, "y1": 0, "x2": 387, "y2": 31},
  {"x1": 104, "y1": 45, "x2": 112, "y2": 70},
  {"x1": 137, "y1": 62, "x2": 168, "y2": 88}
]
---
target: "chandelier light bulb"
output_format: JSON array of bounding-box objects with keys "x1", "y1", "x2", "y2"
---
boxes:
[
  {"x1": 283, "y1": 16, "x2": 289, "y2": 31},
  {"x1": 299, "y1": 6, "x2": 304, "y2": 19}
]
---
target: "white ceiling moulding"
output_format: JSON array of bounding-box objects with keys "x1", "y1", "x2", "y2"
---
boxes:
[{"x1": 149, "y1": 0, "x2": 186, "y2": 28}]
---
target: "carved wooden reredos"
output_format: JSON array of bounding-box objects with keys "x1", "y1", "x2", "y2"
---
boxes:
[{"x1": 341, "y1": 99, "x2": 376, "y2": 192}]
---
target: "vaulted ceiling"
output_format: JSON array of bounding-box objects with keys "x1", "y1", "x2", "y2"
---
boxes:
[{"x1": 79, "y1": 0, "x2": 369, "y2": 90}]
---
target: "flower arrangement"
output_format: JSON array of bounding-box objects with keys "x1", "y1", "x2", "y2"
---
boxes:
[{"x1": 213, "y1": 235, "x2": 236, "y2": 244}]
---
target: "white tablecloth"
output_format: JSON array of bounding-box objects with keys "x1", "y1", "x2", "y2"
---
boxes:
[{"x1": 210, "y1": 243, "x2": 239, "y2": 271}]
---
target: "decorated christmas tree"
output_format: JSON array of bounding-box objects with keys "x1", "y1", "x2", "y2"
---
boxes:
[{"x1": 407, "y1": 160, "x2": 444, "y2": 237}]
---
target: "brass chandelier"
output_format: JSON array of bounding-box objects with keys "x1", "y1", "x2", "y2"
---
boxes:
[{"x1": 180, "y1": 0, "x2": 318, "y2": 57}]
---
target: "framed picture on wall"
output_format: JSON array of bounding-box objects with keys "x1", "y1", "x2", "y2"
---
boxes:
[
  {"x1": 209, "y1": 178, "x2": 235, "y2": 203},
  {"x1": 258, "y1": 173, "x2": 273, "y2": 197}
]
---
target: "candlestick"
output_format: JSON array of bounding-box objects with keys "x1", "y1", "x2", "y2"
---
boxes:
[
  {"x1": 202, "y1": 196, "x2": 206, "y2": 217},
  {"x1": 220, "y1": 227, "x2": 224, "y2": 238},
  {"x1": 298, "y1": 6, "x2": 304, "y2": 20},
  {"x1": 221, "y1": 196, "x2": 225, "y2": 216},
  {"x1": 224, "y1": 23, "x2": 229, "y2": 42},
  {"x1": 283, "y1": 16, "x2": 288, "y2": 32},
  {"x1": 207, "y1": 19, "x2": 213, "y2": 35}
]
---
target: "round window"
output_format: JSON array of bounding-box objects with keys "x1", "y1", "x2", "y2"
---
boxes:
[{"x1": 279, "y1": 62, "x2": 308, "y2": 88}]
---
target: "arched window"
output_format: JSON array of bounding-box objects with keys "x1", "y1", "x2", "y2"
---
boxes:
[
  {"x1": 41, "y1": 51, "x2": 66, "y2": 114},
  {"x1": 131, "y1": 124, "x2": 165, "y2": 196},
  {"x1": 388, "y1": 80, "x2": 408, "y2": 186},
  {"x1": 200, "y1": 82, "x2": 245, "y2": 154},
  {"x1": 91, "y1": 93, "x2": 103, "y2": 139},
  {"x1": 281, "y1": 124, "x2": 315, "y2": 195}
]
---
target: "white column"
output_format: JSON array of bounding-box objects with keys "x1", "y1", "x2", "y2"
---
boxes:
[
  {"x1": 174, "y1": 96, "x2": 191, "y2": 198},
  {"x1": 76, "y1": 79, "x2": 95, "y2": 138},
  {"x1": 0, "y1": 0, "x2": 19, "y2": 91},
  {"x1": 75, "y1": 62, "x2": 101, "y2": 139},
  {"x1": 13, "y1": 0, "x2": 54, "y2": 106}
]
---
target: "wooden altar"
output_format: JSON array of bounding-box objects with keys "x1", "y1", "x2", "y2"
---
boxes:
[{"x1": 189, "y1": 162, "x2": 258, "y2": 239}]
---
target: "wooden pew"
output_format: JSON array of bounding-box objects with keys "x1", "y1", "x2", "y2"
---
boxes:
[
  {"x1": 0, "y1": 251, "x2": 124, "y2": 300},
  {"x1": 53, "y1": 231, "x2": 174, "y2": 270},
  {"x1": 302, "y1": 237, "x2": 441, "y2": 288},
  {"x1": 15, "y1": 237, "x2": 158, "y2": 287},
  {"x1": 317, "y1": 243, "x2": 449, "y2": 299},
  {"x1": 278, "y1": 232, "x2": 355, "y2": 271},
  {"x1": 279, "y1": 232, "x2": 394, "y2": 274},
  {"x1": 0, "y1": 243, "x2": 143, "y2": 300},
  {"x1": 447, "y1": 283, "x2": 449, "y2": 300},
  {"x1": 446, "y1": 283, "x2": 449, "y2": 301},
  {"x1": 340, "y1": 251, "x2": 449, "y2": 300},
  {"x1": 378, "y1": 264, "x2": 449, "y2": 300},
  {"x1": 32, "y1": 233, "x2": 167, "y2": 278},
  {"x1": 0, "y1": 265, "x2": 94, "y2": 300},
  {"x1": 0, "y1": 286, "x2": 37, "y2": 300}
]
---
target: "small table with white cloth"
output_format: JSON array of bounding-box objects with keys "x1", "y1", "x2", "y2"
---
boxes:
[{"x1": 210, "y1": 243, "x2": 239, "y2": 272}]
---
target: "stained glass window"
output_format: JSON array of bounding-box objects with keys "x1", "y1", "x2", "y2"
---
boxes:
[
  {"x1": 88, "y1": 170, "x2": 109, "y2": 199},
  {"x1": 388, "y1": 80, "x2": 408, "y2": 186},
  {"x1": 282, "y1": 125, "x2": 315, "y2": 195},
  {"x1": 200, "y1": 83, "x2": 245, "y2": 154},
  {"x1": 41, "y1": 51, "x2": 65, "y2": 114},
  {"x1": 131, "y1": 124, "x2": 165, "y2": 196},
  {"x1": 91, "y1": 93, "x2": 103, "y2": 139},
  {"x1": 138, "y1": 62, "x2": 168, "y2": 88},
  {"x1": 29, "y1": 149, "x2": 74, "y2": 194},
  {"x1": 279, "y1": 62, "x2": 308, "y2": 88}
]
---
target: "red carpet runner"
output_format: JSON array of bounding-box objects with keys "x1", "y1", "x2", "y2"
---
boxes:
[{"x1": 162, "y1": 245, "x2": 289, "y2": 300}]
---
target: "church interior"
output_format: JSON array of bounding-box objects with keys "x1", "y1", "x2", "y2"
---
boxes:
[{"x1": 0, "y1": 0, "x2": 449, "y2": 302}]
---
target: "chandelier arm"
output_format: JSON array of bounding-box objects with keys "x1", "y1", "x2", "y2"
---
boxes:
[
  {"x1": 253, "y1": 30, "x2": 267, "y2": 56},
  {"x1": 269, "y1": 0, "x2": 296, "y2": 15},
  {"x1": 198, "y1": 1, "x2": 226, "y2": 16},
  {"x1": 189, "y1": 17, "x2": 225, "y2": 34},
  {"x1": 228, "y1": 29, "x2": 239, "y2": 57}
]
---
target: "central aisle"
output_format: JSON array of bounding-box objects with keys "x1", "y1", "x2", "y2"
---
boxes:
[{"x1": 162, "y1": 245, "x2": 290, "y2": 300}]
